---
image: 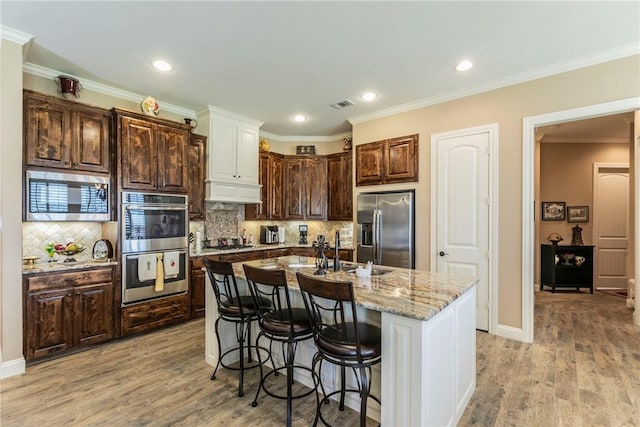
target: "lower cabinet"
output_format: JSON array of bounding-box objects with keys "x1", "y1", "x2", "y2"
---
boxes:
[
  {"x1": 190, "y1": 257, "x2": 206, "y2": 319},
  {"x1": 24, "y1": 267, "x2": 115, "y2": 361},
  {"x1": 121, "y1": 293, "x2": 189, "y2": 336}
]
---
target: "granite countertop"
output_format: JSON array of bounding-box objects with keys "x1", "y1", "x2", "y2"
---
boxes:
[
  {"x1": 191, "y1": 243, "x2": 354, "y2": 257},
  {"x1": 23, "y1": 259, "x2": 118, "y2": 275},
  {"x1": 232, "y1": 255, "x2": 477, "y2": 322}
]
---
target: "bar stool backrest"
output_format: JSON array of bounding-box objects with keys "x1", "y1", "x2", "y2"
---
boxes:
[
  {"x1": 204, "y1": 258, "x2": 246, "y2": 316},
  {"x1": 295, "y1": 272, "x2": 365, "y2": 364},
  {"x1": 243, "y1": 264, "x2": 296, "y2": 337}
]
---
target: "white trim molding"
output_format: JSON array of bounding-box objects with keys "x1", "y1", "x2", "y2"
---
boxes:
[
  {"x1": 0, "y1": 25, "x2": 33, "y2": 45},
  {"x1": 522, "y1": 97, "x2": 640, "y2": 343},
  {"x1": 0, "y1": 357, "x2": 26, "y2": 379},
  {"x1": 23, "y1": 62, "x2": 198, "y2": 119},
  {"x1": 259, "y1": 130, "x2": 352, "y2": 144},
  {"x1": 349, "y1": 43, "x2": 639, "y2": 127}
]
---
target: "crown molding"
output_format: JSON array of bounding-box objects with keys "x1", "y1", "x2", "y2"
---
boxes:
[
  {"x1": 0, "y1": 25, "x2": 33, "y2": 45},
  {"x1": 201, "y1": 105, "x2": 263, "y2": 128},
  {"x1": 541, "y1": 136, "x2": 630, "y2": 144},
  {"x1": 22, "y1": 62, "x2": 197, "y2": 118},
  {"x1": 349, "y1": 43, "x2": 640, "y2": 126},
  {"x1": 259, "y1": 130, "x2": 352, "y2": 143}
]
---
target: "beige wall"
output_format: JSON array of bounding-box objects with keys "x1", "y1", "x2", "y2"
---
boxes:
[
  {"x1": 539, "y1": 142, "x2": 629, "y2": 247},
  {"x1": 1, "y1": 39, "x2": 26, "y2": 372},
  {"x1": 352, "y1": 55, "x2": 640, "y2": 330},
  {"x1": 267, "y1": 138, "x2": 345, "y2": 155}
]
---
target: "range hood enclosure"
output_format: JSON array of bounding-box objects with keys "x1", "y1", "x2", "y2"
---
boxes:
[{"x1": 203, "y1": 106, "x2": 263, "y2": 204}]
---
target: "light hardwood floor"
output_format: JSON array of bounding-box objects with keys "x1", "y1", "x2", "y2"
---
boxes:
[{"x1": 1, "y1": 290, "x2": 638, "y2": 426}]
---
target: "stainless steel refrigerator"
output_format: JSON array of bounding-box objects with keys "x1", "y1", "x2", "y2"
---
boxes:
[{"x1": 357, "y1": 190, "x2": 415, "y2": 268}]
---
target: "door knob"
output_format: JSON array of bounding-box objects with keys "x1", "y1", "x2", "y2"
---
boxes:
[{"x1": 439, "y1": 251, "x2": 449, "y2": 257}]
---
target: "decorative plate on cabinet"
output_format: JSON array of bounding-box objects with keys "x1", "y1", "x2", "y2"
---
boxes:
[{"x1": 140, "y1": 96, "x2": 160, "y2": 116}]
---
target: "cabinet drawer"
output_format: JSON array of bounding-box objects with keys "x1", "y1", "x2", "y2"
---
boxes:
[
  {"x1": 121, "y1": 294, "x2": 188, "y2": 336},
  {"x1": 26, "y1": 268, "x2": 114, "y2": 292}
]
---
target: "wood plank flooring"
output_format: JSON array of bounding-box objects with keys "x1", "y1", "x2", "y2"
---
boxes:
[{"x1": 1, "y1": 290, "x2": 638, "y2": 426}]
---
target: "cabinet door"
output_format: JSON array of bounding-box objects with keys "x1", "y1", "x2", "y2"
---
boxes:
[
  {"x1": 305, "y1": 157, "x2": 327, "y2": 219},
  {"x1": 284, "y1": 158, "x2": 305, "y2": 219},
  {"x1": 327, "y1": 152, "x2": 352, "y2": 220},
  {"x1": 24, "y1": 96, "x2": 72, "y2": 169},
  {"x1": 188, "y1": 134, "x2": 207, "y2": 220},
  {"x1": 269, "y1": 154, "x2": 284, "y2": 219},
  {"x1": 120, "y1": 116, "x2": 157, "y2": 190},
  {"x1": 343, "y1": 154, "x2": 353, "y2": 219},
  {"x1": 211, "y1": 120, "x2": 237, "y2": 182},
  {"x1": 384, "y1": 134, "x2": 418, "y2": 183},
  {"x1": 72, "y1": 109, "x2": 111, "y2": 173},
  {"x1": 74, "y1": 282, "x2": 114, "y2": 346},
  {"x1": 190, "y1": 258, "x2": 206, "y2": 319},
  {"x1": 236, "y1": 125, "x2": 259, "y2": 184},
  {"x1": 245, "y1": 153, "x2": 268, "y2": 220},
  {"x1": 25, "y1": 288, "x2": 74, "y2": 360},
  {"x1": 157, "y1": 124, "x2": 189, "y2": 193},
  {"x1": 355, "y1": 141, "x2": 384, "y2": 186}
]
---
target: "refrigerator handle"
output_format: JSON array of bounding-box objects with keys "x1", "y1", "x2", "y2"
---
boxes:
[{"x1": 373, "y1": 209, "x2": 381, "y2": 265}]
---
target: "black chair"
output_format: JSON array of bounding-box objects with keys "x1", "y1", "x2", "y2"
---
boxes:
[
  {"x1": 296, "y1": 272, "x2": 381, "y2": 427},
  {"x1": 243, "y1": 264, "x2": 316, "y2": 427},
  {"x1": 204, "y1": 258, "x2": 270, "y2": 397}
]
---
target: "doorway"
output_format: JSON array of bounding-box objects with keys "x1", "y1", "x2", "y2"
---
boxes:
[{"x1": 522, "y1": 98, "x2": 639, "y2": 343}]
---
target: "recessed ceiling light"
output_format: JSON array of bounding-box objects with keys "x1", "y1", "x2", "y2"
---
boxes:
[
  {"x1": 153, "y1": 60, "x2": 172, "y2": 72},
  {"x1": 455, "y1": 60, "x2": 473, "y2": 72},
  {"x1": 361, "y1": 92, "x2": 377, "y2": 102},
  {"x1": 293, "y1": 114, "x2": 307, "y2": 122}
]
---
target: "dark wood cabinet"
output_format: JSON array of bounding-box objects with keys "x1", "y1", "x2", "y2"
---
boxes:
[
  {"x1": 190, "y1": 257, "x2": 206, "y2": 319},
  {"x1": 114, "y1": 109, "x2": 190, "y2": 193},
  {"x1": 284, "y1": 156, "x2": 327, "y2": 220},
  {"x1": 24, "y1": 267, "x2": 115, "y2": 361},
  {"x1": 24, "y1": 90, "x2": 111, "y2": 174},
  {"x1": 355, "y1": 134, "x2": 418, "y2": 186},
  {"x1": 121, "y1": 293, "x2": 189, "y2": 336},
  {"x1": 188, "y1": 134, "x2": 207, "y2": 220},
  {"x1": 540, "y1": 245, "x2": 594, "y2": 293},
  {"x1": 246, "y1": 152, "x2": 284, "y2": 220},
  {"x1": 327, "y1": 152, "x2": 353, "y2": 220}
]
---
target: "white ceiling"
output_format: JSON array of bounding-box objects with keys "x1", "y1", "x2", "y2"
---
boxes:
[{"x1": 1, "y1": 1, "x2": 639, "y2": 138}]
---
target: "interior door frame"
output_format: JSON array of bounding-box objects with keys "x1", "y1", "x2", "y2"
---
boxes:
[
  {"x1": 430, "y1": 123, "x2": 499, "y2": 335},
  {"x1": 522, "y1": 97, "x2": 640, "y2": 343}
]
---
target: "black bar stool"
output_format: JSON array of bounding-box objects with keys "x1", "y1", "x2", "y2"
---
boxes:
[
  {"x1": 243, "y1": 264, "x2": 317, "y2": 427},
  {"x1": 204, "y1": 258, "x2": 270, "y2": 397},
  {"x1": 296, "y1": 272, "x2": 381, "y2": 427}
]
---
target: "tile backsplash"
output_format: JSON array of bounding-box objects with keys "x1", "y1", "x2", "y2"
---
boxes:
[{"x1": 22, "y1": 222, "x2": 104, "y2": 262}]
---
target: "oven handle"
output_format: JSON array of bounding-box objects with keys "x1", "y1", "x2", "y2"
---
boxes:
[
  {"x1": 125, "y1": 250, "x2": 187, "y2": 260},
  {"x1": 124, "y1": 206, "x2": 187, "y2": 211}
]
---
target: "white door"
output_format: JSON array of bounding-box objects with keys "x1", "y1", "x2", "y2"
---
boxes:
[
  {"x1": 432, "y1": 126, "x2": 494, "y2": 331},
  {"x1": 593, "y1": 164, "x2": 629, "y2": 289}
]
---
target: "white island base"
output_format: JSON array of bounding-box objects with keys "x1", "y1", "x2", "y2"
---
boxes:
[{"x1": 205, "y1": 269, "x2": 476, "y2": 426}]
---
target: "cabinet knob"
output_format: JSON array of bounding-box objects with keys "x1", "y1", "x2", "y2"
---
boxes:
[
  {"x1": 64, "y1": 161, "x2": 70, "y2": 165},
  {"x1": 67, "y1": 293, "x2": 72, "y2": 297}
]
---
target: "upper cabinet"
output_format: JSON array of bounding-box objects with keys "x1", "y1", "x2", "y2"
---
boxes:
[
  {"x1": 284, "y1": 156, "x2": 327, "y2": 220},
  {"x1": 24, "y1": 90, "x2": 111, "y2": 174},
  {"x1": 113, "y1": 109, "x2": 190, "y2": 193},
  {"x1": 355, "y1": 134, "x2": 418, "y2": 186},
  {"x1": 205, "y1": 107, "x2": 263, "y2": 203},
  {"x1": 245, "y1": 151, "x2": 284, "y2": 220},
  {"x1": 188, "y1": 134, "x2": 207, "y2": 220},
  {"x1": 327, "y1": 151, "x2": 353, "y2": 220}
]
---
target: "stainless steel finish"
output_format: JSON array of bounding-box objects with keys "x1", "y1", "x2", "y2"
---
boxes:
[
  {"x1": 26, "y1": 170, "x2": 110, "y2": 221},
  {"x1": 122, "y1": 249, "x2": 188, "y2": 304},
  {"x1": 357, "y1": 191, "x2": 415, "y2": 269}
]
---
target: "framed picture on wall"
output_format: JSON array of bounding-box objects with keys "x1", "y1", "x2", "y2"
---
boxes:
[
  {"x1": 567, "y1": 206, "x2": 589, "y2": 223},
  {"x1": 541, "y1": 201, "x2": 566, "y2": 221}
]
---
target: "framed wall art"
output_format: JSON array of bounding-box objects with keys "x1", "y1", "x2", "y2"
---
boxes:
[
  {"x1": 541, "y1": 201, "x2": 566, "y2": 221},
  {"x1": 567, "y1": 205, "x2": 589, "y2": 223}
]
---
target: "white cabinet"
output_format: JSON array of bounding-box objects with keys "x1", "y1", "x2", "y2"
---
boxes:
[{"x1": 204, "y1": 106, "x2": 263, "y2": 203}]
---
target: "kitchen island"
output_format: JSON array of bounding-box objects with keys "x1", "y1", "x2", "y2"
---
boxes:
[{"x1": 205, "y1": 256, "x2": 477, "y2": 426}]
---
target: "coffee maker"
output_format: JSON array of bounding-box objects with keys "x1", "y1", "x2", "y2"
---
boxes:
[
  {"x1": 299, "y1": 225, "x2": 308, "y2": 244},
  {"x1": 260, "y1": 225, "x2": 279, "y2": 244}
]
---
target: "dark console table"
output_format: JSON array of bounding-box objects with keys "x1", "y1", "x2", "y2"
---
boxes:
[{"x1": 540, "y1": 244, "x2": 594, "y2": 293}]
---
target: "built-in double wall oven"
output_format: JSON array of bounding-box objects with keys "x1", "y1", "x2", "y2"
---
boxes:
[{"x1": 121, "y1": 192, "x2": 189, "y2": 304}]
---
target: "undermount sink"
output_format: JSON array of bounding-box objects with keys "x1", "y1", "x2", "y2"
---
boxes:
[{"x1": 339, "y1": 262, "x2": 392, "y2": 276}]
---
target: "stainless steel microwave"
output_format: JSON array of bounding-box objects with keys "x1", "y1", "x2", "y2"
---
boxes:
[{"x1": 26, "y1": 170, "x2": 110, "y2": 221}]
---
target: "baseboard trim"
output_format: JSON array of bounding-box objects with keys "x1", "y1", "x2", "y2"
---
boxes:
[
  {"x1": 495, "y1": 324, "x2": 526, "y2": 342},
  {"x1": 0, "y1": 357, "x2": 26, "y2": 379}
]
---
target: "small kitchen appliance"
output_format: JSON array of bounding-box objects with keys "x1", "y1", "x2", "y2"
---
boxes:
[
  {"x1": 299, "y1": 225, "x2": 308, "y2": 244},
  {"x1": 259, "y1": 225, "x2": 279, "y2": 244}
]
